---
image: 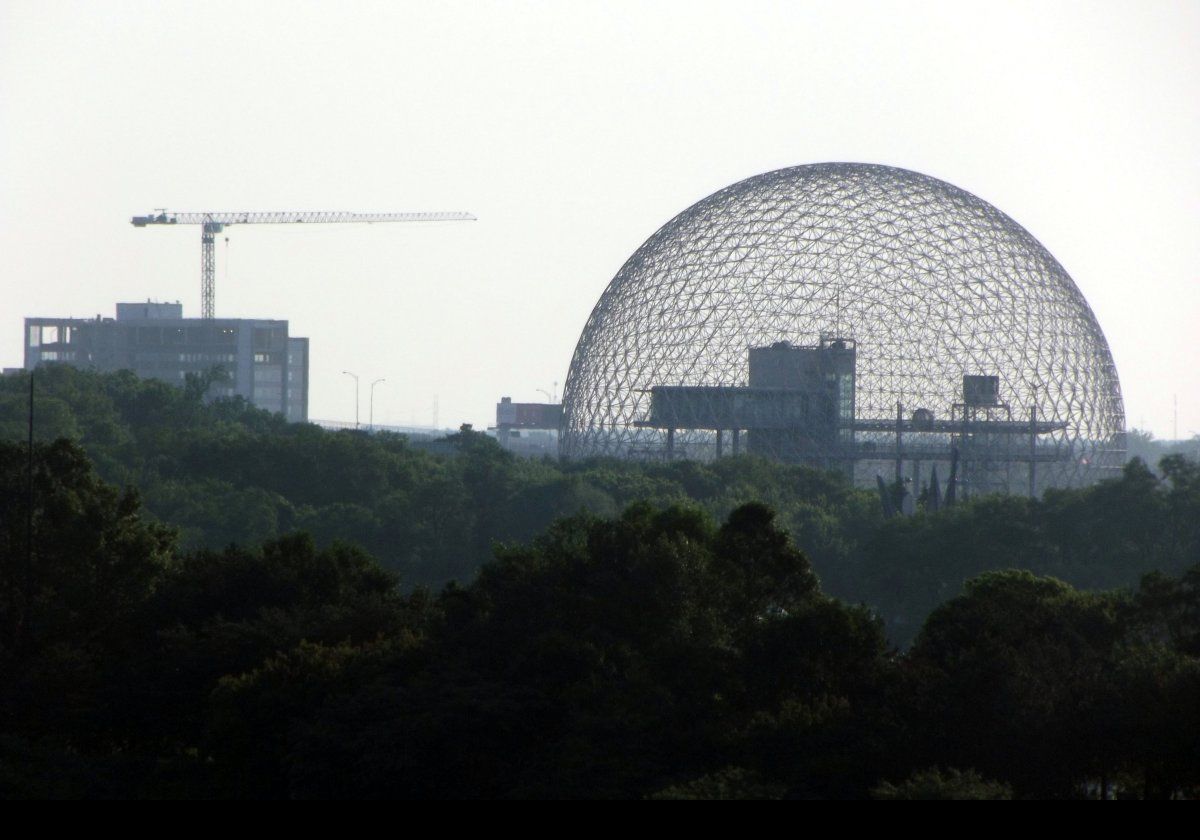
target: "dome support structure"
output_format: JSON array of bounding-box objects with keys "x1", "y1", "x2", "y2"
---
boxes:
[{"x1": 561, "y1": 163, "x2": 1125, "y2": 494}]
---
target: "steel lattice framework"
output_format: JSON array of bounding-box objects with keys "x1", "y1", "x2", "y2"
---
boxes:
[{"x1": 561, "y1": 163, "x2": 1125, "y2": 488}]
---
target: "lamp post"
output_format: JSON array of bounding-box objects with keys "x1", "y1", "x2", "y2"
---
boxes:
[
  {"x1": 342, "y1": 370, "x2": 359, "y2": 429},
  {"x1": 537, "y1": 382, "x2": 559, "y2": 403},
  {"x1": 369, "y1": 378, "x2": 386, "y2": 431}
]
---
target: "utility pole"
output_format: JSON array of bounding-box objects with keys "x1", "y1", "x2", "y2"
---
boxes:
[
  {"x1": 23, "y1": 372, "x2": 34, "y2": 653},
  {"x1": 370, "y1": 378, "x2": 386, "y2": 431},
  {"x1": 342, "y1": 370, "x2": 360, "y2": 429}
]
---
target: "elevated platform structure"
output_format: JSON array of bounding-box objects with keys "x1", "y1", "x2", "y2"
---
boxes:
[{"x1": 633, "y1": 338, "x2": 1076, "y2": 496}]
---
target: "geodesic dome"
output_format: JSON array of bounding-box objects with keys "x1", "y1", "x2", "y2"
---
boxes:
[{"x1": 560, "y1": 163, "x2": 1125, "y2": 488}]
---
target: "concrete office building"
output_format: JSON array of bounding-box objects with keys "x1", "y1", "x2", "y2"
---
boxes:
[{"x1": 24, "y1": 301, "x2": 309, "y2": 422}]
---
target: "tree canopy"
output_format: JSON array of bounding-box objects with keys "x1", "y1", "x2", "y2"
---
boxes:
[{"x1": 1, "y1": 367, "x2": 1198, "y2": 797}]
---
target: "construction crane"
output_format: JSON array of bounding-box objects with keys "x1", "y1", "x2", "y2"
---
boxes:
[{"x1": 131, "y1": 210, "x2": 476, "y2": 319}]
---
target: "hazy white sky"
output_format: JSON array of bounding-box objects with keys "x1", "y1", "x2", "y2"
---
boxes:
[{"x1": 2, "y1": 1, "x2": 1197, "y2": 437}]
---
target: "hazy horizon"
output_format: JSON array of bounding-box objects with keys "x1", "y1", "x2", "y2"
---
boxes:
[{"x1": 3, "y1": 2, "x2": 1197, "y2": 439}]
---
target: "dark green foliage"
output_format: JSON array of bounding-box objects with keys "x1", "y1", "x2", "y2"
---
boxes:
[
  {"x1": 903, "y1": 571, "x2": 1122, "y2": 797},
  {"x1": 0, "y1": 440, "x2": 426, "y2": 796},
  {"x1": 872, "y1": 767, "x2": 1012, "y2": 800},
  {"x1": 846, "y1": 459, "x2": 1200, "y2": 645},
  {"x1": 0, "y1": 439, "x2": 175, "y2": 694},
  {"x1": 0, "y1": 367, "x2": 883, "y2": 597},
  {"x1": 650, "y1": 766, "x2": 787, "y2": 800},
  {"x1": 2, "y1": 368, "x2": 1199, "y2": 798},
  {"x1": 0, "y1": 442, "x2": 891, "y2": 798},
  {"x1": 328, "y1": 501, "x2": 874, "y2": 799},
  {"x1": 1126, "y1": 428, "x2": 1200, "y2": 467},
  {"x1": 6, "y1": 367, "x2": 1197, "y2": 652},
  {"x1": 0, "y1": 439, "x2": 1197, "y2": 798}
]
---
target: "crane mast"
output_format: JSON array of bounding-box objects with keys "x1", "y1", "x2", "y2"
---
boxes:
[{"x1": 132, "y1": 210, "x2": 475, "y2": 319}]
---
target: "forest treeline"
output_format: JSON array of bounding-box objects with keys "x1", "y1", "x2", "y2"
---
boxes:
[
  {"x1": 1, "y1": 366, "x2": 1196, "y2": 647},
  {"x1": 1, "y1": 436, "x2": 1197, "y2": 798}
]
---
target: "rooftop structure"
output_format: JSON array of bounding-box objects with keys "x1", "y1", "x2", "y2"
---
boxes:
[{"x1": 493, "y1": 397, "x2": 562, "y2": 457}]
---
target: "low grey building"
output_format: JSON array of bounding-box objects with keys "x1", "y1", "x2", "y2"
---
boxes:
[{"x1": 24, "y1": 301, "x2": 309, "y2": 422}]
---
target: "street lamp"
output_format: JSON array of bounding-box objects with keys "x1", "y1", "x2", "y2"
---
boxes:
[
  {"x1": 536, "y1": 381, "x2": 559, "y2": 403},
  {"x1": 342, "y1": 370, "x2": 359, "y2": 429},
  {"x1": 369, "y1": 378, "x2": 386, "y2": 431}
]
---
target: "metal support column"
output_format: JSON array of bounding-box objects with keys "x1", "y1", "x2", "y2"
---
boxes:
[
  {"x1": 201, "y1": 220, "x2": 223, "y2": 319},
  {"x1": 1029, "y1": 401, "x2": 1037, "y2": 497}
]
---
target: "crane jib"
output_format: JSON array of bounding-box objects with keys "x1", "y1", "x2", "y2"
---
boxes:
[{"x1": 129, "y1": 209, "x2": 475, "y2": 318}]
